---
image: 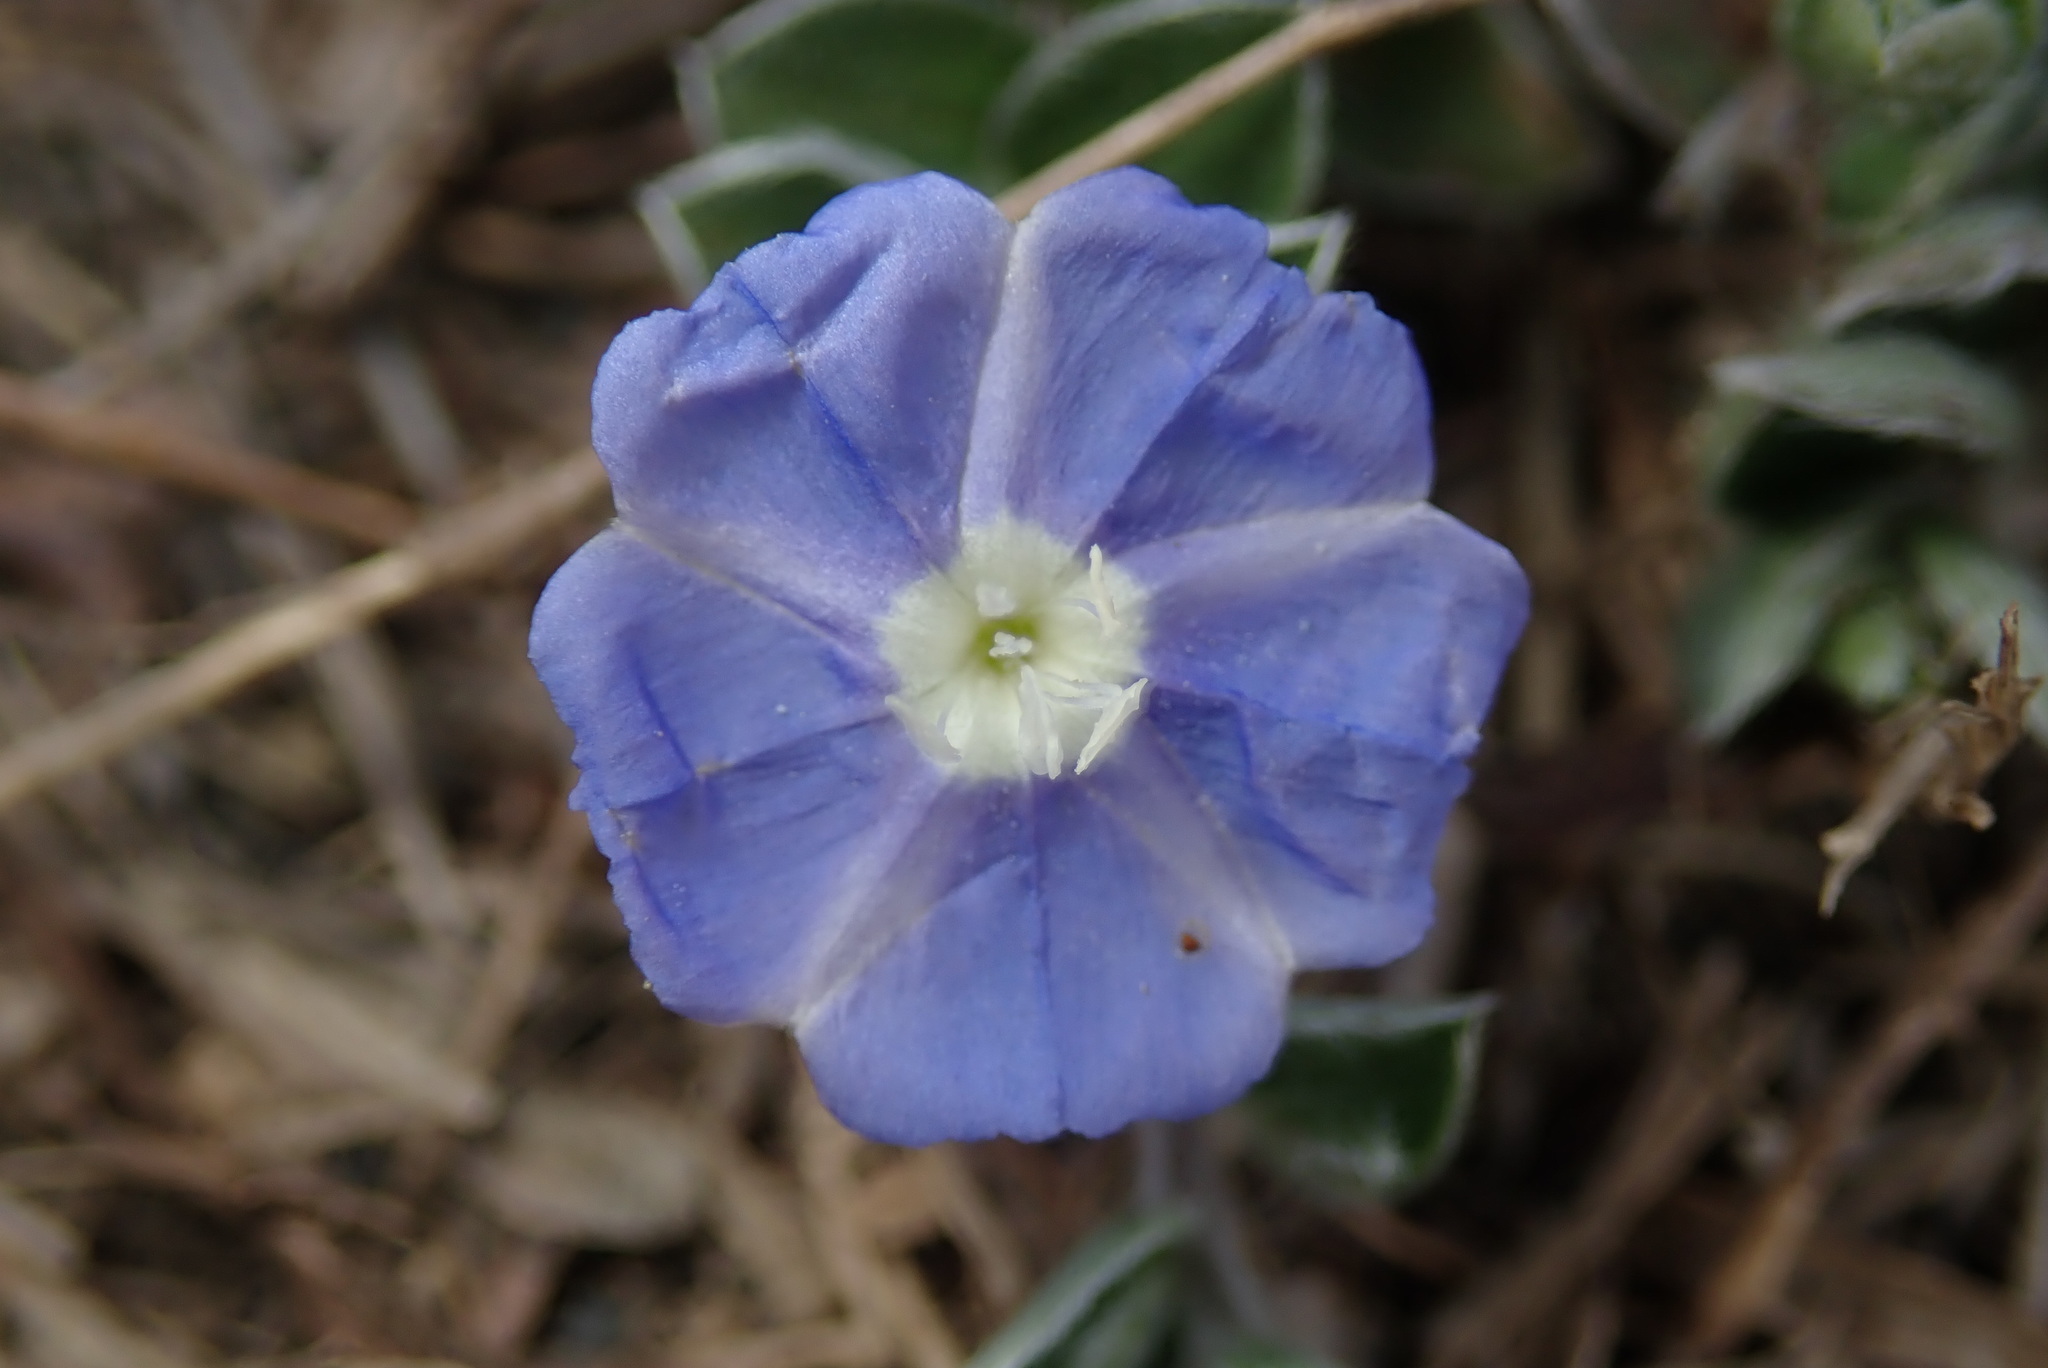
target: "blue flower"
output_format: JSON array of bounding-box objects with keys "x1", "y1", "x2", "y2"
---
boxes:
[{"x1": 529, "y1": 168, "x2": 1527, "y2": 1146}]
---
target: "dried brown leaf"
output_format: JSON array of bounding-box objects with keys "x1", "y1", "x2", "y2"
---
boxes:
[{"x1": 466, "y1": 1089, "x2": 705, "y2": 1247}]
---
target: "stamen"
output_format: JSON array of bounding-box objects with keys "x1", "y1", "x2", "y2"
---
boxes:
[
  {"x1": 1018, "y1": 665, "x2": 1063, "y2": 778},
  {"x1": 1089, "y1": 545, "x2": 1118, "y2": 631},
  {"x1": 888, "y1": 695, "x2": 959, "y2": 762},
  {"x1": 1076, "y1": 679, "x2": 1148, "y2": 773},
  {"x1": 877, "y1": 519, "x2": 1148, "y2": 780}
]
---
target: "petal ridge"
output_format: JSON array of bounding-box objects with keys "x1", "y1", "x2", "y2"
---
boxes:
[
  {"x1": 958, "y1": 168, "x2": 1296, "y2": 544},
  {"x1": 722, "y1": 268, "x2": 933, "y2": 564}
]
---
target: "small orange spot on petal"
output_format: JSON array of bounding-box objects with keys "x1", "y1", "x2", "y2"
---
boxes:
[{"x1": 1178, "y1": 930, "x2": 1203, "y2": 954}]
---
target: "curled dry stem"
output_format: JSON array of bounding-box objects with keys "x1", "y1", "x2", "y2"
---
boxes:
[{"x1": 1818, "y1": 604, "x2": 2039, "y2": 915}]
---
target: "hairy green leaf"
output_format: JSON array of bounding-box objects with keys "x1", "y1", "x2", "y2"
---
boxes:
[
  {"x1": 992, "y1": 0, "x2": 1323, "y2": 220},
  {"x1": 1242, "y1": 995, "x2": 1491, "y2": 1203},
  {"x1": 636, "y1": 132, "x2": 917, "y2": 295},
  {"x1": 1821, "y1": 198, "x2": 2048, "y2": 325},
  {"x1": 1681, "y1": 522, "x2": 1874, "y2": 737},
  {"x1": 1711, "y1": 335, "x2": 2025, "y2": 460},
  {"x1": 684, "y1": 0, "x2": 1033, "y2": 182},
  {"x1": 1815, "y1": 590, "x2": 1926, "y2": 708},
  {"x1": 1327, "y1": 5, "x2": 1601, "y2": 219},
  {"x1": 966, "y1": 1204, "x2": 1198, "y2": 1368}
]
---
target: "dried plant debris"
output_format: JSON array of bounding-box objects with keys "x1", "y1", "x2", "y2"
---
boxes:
[{"x1": 1819, "y1": 603, "x2": 2041, "y2": 914}]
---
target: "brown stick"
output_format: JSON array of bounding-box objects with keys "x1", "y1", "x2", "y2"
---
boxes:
[
  {"x1": 0, "y1": 448, "x2": 607, "y2": 815},
  {"x1": 1427, "y1": 954, "x2": 1789, "y2": 1368},
  {"x1": 0, "y1": 371, "x2": 416, "y2": 546},
  {"x1": 993, "y1": 0, "x2": 1483, "y2": 221},
  {"x1": 1688, "y1": 833, "x2": 2048, "y2": 1351}
]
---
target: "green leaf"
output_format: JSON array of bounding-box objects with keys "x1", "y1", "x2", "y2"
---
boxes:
[
  {"x1": 1781, "y1": 0, "x2": 2029, "y2": 124},
  {"x1": 1241, "y1": 995, "x2": 1491, "y2": 1203},
  {"x1": 991, "y1": 0, "x2": 1324, "y2": 220},
  {"x1": 1910, "y1": 526, "x2": 2048, "y2": 737},
  {"x1": 1820, "y1": 198, "x2": 2048, "y2": 326},
  {"x1": 636, "y1": 132, "x2": 917, "y2": 295},
  {"x1": 1039, "y1": 1261, "x2": 1180, "y2": 1368},
  {"x1": 1878, "y1": 1, "x2": 2025, "y2": 122},
  {"x1": 966, "y1": 1204, "x2": 1198, "y2": 1368},
  {"x1": 1326, "y1": 5, "x2": 1602, "y2": 219},
  {"x1": 1710, "y1": 335, "x2": 2025, "y2": 460},
  {"x1": 1264, "y1": 211, "x2": 1352, "y2": 292},
  {"x1": 1681, "y1": 522, "x2": 1873, "y2": 738},
  {"x1": 1541, "y1": 0, "x2": 1755, "y2": 138},
  {"x1": 1815, "y1": 591, "x2": 1926, "y2": 708},
  {"x1": 683, "y1": 0, "x2": 1033, "y2": 182},
  {"x1": 1205, "y1": 1337, "x2": 1340, "y2": 1368}
]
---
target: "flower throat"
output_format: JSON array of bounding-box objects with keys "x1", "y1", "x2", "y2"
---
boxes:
[{"x1": 878, "y1": 520, "x2": 1149, "y2": 780}]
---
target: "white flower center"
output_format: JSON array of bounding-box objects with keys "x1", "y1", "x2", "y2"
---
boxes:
[{"x1": 878, "y1": 519, "x2": 1149, "y2": 780}]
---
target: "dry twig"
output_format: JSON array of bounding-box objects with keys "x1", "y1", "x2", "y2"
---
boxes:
[
  {"x1": 1689, "y1": 829, "x2": 2048, "y2": 1351},
  {"x1": 793, "y1": 1081, "x2": 963, "y2": 1368},
  {"x1": 0, "y1": 448, "x2": 606, "y2": 815},
  {"x1": 1427, "y1": 954, "x2": 1790, "y2": 1368},
  {"x1": 1818, "y1": 604, "x2": 2039, "y2": 914},
  {"x1": 0, "y1": 371, "x2": 416, "y2": 546},
  {"x1": 992, "y1": 0, "x2": 1484, "y2": 220}
]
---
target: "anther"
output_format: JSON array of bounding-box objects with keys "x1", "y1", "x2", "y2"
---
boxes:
[
  {"x1": 988, "y1": 631, "x2": 1034, "y2": 660},
  {"x1": 1088, "y1": 545, "x2": 1118, "y2": 630}
]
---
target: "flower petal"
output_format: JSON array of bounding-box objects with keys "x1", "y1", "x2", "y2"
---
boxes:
[
  {"x1": 795, "y1": 784, "x2": 1063, "y2": 1146},
  {"x1": 959, "y1": 168, "x2": 1298, "y2": 543},
  {"x1": 594, "y1": 173, "x2": 1010, "y2": 632},
  {"x1": 1042, "y1": 730, "x2": 1292, "y2": 1135},
  {"x1": 593, "y1": 718, "x2": 944, "y2": 1024},
  {"x1": 794, "y1": 725, "x2": 1293, "y2": 1144},
  {"x1": 1144, "y1": 690, "x2": 1460, "y2": 968},
  {"x1": 725, "y1": 174, "x2": 1012, "y2": 558},
  {"x1": 1122, "y1": 504, "x2": 1528, "y2": 760},
  {"x1": 529, "y1": 526, "x2": 891, "y2": 811},
  {"x1": 1087, "y1": 287, "x2": 1432, "y2": 551}
]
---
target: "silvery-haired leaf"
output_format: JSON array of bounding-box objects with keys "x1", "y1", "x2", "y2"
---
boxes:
[
  {"x1": 1885, "y1": 66, "x2": 2048, "y2": 225},
  {"x1": 966, "y1": 1204, "x2": 1197, "y2": 1368},
  {"x1": 1681, "y1": 523, "x2": 1873, "y2": 738},
  {"x1": 1911, "y1": 526, "x2": 2048, "y2": 738},
  {"x1": 1265, "y1": 211, "x2": 1352, "y2": 292},
  {"x1": 1711, "y1": 336, "x2": 2024, "y2": 460},
  {"x1": 636, "y1": 132, "x2": 917, "y2": 296},
  {"x1": 1207, "y1": 1339, "x2": 1342, "y2": 1368},
  {"x1": 990, "y1": 0, "x2": 1325, "y2": 221},
  {"x1": 1689, "y1": 391, "x2": 1773, "y2": 496},
  {"x1": 1537, "y1": 0, "x2": 1756, "y2": 142},
  {"x1": 1821, "y1": 198, "x2": 2048, "y2": 327},
  {"x1": 1815, "y1": 591, "x2": 1925, "y2": 709},
  {"x1": 1035, "y1": 1261, "x2": 1180, "y2": 1368},
  {"x1": 680, "y1": 0, "x2": 1032, "y2": 182},
  {"x1": 1326, "y1": 5, "x2": 1603, "y2": 220},
  {"x1": 1240, "y1": 995, "x2": 1491, "y2": 1204},
  {"x1": 1782, "y1": 0, "x2": 2030, "y2": 121},
  {"x1": 1879, "y1": 0, "x2": 2025, "y2": 124}
]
